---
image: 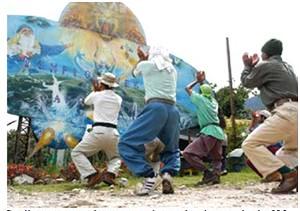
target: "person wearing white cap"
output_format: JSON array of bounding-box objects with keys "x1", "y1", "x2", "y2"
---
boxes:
[
  {"x1": 246, "y1": 109, "x2": 298, "y2": 180},
  {"x1": 71, "y1": 72, "x2": 122, "y2": 188}
]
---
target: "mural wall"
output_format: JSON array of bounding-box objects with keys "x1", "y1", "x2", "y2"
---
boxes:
[{"x1": 7, "y1": 2, "x2": 198, "y2": 152}]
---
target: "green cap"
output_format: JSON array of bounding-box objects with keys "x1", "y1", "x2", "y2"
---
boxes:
[{"x1": 200, "y1": 84, "x2": 212, "y2": 98}]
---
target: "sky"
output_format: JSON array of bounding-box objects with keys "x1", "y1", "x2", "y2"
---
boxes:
[{"x1": 1, "y1": 0, "x2": 299, "y2": 209}]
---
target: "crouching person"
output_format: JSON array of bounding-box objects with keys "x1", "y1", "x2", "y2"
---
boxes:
[
  {"x1": 71, "y1": 73, "x2": 122, "y2": 188},
  {"x1": 241, "y1": 39, "x2": 298, "y2": 194},
  {"x1": 183, "y1": 71, "x2": 225, "y2": 186},
  {"x1": 119, "y1": 46, "x2": 181, "y2": 196}
]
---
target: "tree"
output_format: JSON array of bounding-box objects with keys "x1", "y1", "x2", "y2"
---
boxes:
[{"x1": 216, "y1": 84, "x2": 250, "y2": 119}]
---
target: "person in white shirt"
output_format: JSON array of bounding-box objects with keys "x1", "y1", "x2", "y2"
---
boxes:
[{"x1": 71, "y1": 72, "x2": 122, "y2": 188}]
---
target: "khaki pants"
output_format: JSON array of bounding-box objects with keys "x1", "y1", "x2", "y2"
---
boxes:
[
  {"x1": 71, "y1": 126, "x2": 121, "y2": 178},
  {"x1": 144, "y1": 138, "x2": 165, "y2": 173},
  {"x1": 242, "y1": 102, "x2": 298, "y2": 178},
  {"x1": 276, "y1": 147, "x2": 298, "y2": 169}
]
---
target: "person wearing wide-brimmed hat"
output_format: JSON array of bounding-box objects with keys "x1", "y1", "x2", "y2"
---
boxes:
[
  {"x1": 71, "y1": 72, "x2": 122, "y2": 188},
  {"x1": 241, "y1": 38, "x2": 298, "y2": 194}
]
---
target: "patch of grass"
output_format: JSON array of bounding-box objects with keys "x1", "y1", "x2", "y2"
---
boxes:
[
  {"x1": 11, "y1": 167, "x2": 260, "y2": 193},
  {"x1": 174, "y1": 167, "x2": 260, "y2": 187},
  {"x1": 221, "y1": 167, "x2": 260, "y2": 186}
]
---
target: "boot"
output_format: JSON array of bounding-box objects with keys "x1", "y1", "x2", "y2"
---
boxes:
[
  {"x1": 101, "y1": 171, "x2": 116, "y2": 185},
  {"x1": 86, "y1": 169, "x2": 102, "y2": 188},
  {"x1": 271, "y1": 170, "x2": 298, "y2": 194},
  {"x1": 196, "y1": 170, "x2": 220, "y2": 186},
  {"x1": 261, "y1": 171, "x2": 282, "y2": 183}
]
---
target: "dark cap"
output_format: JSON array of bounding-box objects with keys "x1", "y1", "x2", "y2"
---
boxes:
[{"x1": 261, "y1": 39, "x2": 283, "y2": 56}]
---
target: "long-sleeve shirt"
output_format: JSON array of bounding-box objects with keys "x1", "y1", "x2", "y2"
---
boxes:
[{"x1": 241, "y1": 55, "x2": 298, "y2": 109}]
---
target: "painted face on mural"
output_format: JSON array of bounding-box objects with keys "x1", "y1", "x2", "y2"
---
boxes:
[
  {"x1": 7, "y1": 25, "x2": 41, "y2": 58},
  {"x1": 18, "y1": 29, "x2": 36, "y2": 53}
]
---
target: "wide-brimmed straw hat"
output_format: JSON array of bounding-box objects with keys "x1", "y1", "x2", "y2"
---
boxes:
[{"x1": 97, "y1": 72, "x2": 119, "y2": 88}]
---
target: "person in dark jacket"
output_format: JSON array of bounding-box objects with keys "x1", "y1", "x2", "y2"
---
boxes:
[{"x1": 241, "y1": 38, "x2": 298, "y2": 194}]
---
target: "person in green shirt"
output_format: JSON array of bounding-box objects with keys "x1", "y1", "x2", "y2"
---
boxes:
[{"x1": 182, "y1": 71, "x2": 225, "y2": 185}]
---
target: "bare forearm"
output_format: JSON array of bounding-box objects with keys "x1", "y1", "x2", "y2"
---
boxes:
[{"x1": 185, "y1": 80, "x2": 198, "y2": 96}]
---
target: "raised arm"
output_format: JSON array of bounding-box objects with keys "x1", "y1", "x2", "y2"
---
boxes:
[
  {"x1": 185, "y1": 70, "x2": 206, "y2": 96},
  {"x1": 185, "y1": 80, "x2": 198, "y2": 96}
]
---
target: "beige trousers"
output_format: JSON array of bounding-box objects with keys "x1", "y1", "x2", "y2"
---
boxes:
[
  {"x1": 145, "y1": 138, "x2": 165, "y2": 174},
  {"x1": 276, "y1": 147, "x2": 298, "y2": 168},
  {"x1": 71, "y1": 126, "x2": 121, "y2": 178},
  {"x1": 242, "y1": 102, "x2": 298, "y2": 178}
]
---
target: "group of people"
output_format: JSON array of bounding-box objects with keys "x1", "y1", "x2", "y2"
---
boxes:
[{"x1": 71, "y1": 38, "x2": 298, "y2": 196}]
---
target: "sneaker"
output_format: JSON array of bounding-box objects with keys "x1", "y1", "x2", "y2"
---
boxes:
[
  {"x1": 86, "y1": 170, "x2": 102, "y2": 188},
  {"x1": 162, "y1": 172, "x2": 174, "y2": 194},
  {"x1": 135, "y1": 175, "x2": 162, "y2": 196},
  {"x1": 101, "y1": 171, "x2": 116, "y2": 186}
]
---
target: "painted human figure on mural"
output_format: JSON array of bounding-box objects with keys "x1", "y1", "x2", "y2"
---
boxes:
[{"x1": 7, "y1": 24, "x2": 72, "y2": 75}]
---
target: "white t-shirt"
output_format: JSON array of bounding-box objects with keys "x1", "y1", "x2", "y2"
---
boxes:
[{"x1": 84, "y1": 90, "x2": 122, "y2": 125}]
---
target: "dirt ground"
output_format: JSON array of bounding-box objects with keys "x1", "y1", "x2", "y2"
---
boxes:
[{"x1": 7, "y1": 182, "x2": 298, "y2": 209}]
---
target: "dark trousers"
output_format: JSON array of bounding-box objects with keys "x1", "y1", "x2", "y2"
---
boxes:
[
  {"x1": 182, "y1": 134, "x2": 222, "y2": 173},
  {"x1": 221, "y1": 145, "x2": 227, "y2": 171}
]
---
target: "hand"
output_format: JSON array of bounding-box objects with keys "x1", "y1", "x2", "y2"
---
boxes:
[
  {"x1": 196, "y1": 70, "x2": 206, "y2": 83},
  {"x1": 92, "y1": 79, "x2": 101, "y2": 91},
  {"x1": 251, "y1": 111, "x2": 260, "y2": 118},
  {"x1": 243, "y1": 53, "x2": 260, "y2": 67},
  {"x1": 137, "y1": 46, "x2": 148, "y2": 61},
  {"x1": 251, "y1": 53, "x2": 259, "y2": 66},
  {"x1": 242, "y1": 53, "x2": 252, "y2": 67}
]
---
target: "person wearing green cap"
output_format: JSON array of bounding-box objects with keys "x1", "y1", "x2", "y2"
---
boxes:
[
  {"x1": 182, "y1": 71, "x2": 225, "y2": 186},
  {"x1": 241, "y1": 38, "x2": 298, "y2": 194}
]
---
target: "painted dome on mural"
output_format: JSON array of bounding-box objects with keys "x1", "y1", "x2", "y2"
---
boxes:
[{"x1": 59, "y1": 2, "x2": 146, "y2": 45}]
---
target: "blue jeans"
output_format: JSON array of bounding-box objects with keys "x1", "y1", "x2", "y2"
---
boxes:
[{"x1": 119, "y1": 101, "x2": 180, "y2": 177}]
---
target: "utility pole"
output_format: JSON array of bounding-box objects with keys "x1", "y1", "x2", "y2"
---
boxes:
[{"x1": 226, "y1": 37, "x2": 237, "y2": 141}]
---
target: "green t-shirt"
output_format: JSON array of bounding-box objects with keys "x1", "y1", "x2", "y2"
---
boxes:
[{"x1": 190, "y1": 91, "x2": 225, "y2": 141}]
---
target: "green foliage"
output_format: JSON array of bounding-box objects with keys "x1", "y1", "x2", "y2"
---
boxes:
[
  {"x1": 7, "y1": 129, "x2": 52, "y2": 167},
  {"x1": 224, "y1": 119, "x2": 249, "y2": 153},
  {"x1": 216, "y1": 85, "x2": 251, "y2": 119},
  {"x1": 7, "y1": 129, "x2": 17, "y2": 163}
]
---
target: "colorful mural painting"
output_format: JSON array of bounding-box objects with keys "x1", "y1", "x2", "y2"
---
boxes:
[{"x1": 7, "y1": 2, "x2": 199, "y2": 153}]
